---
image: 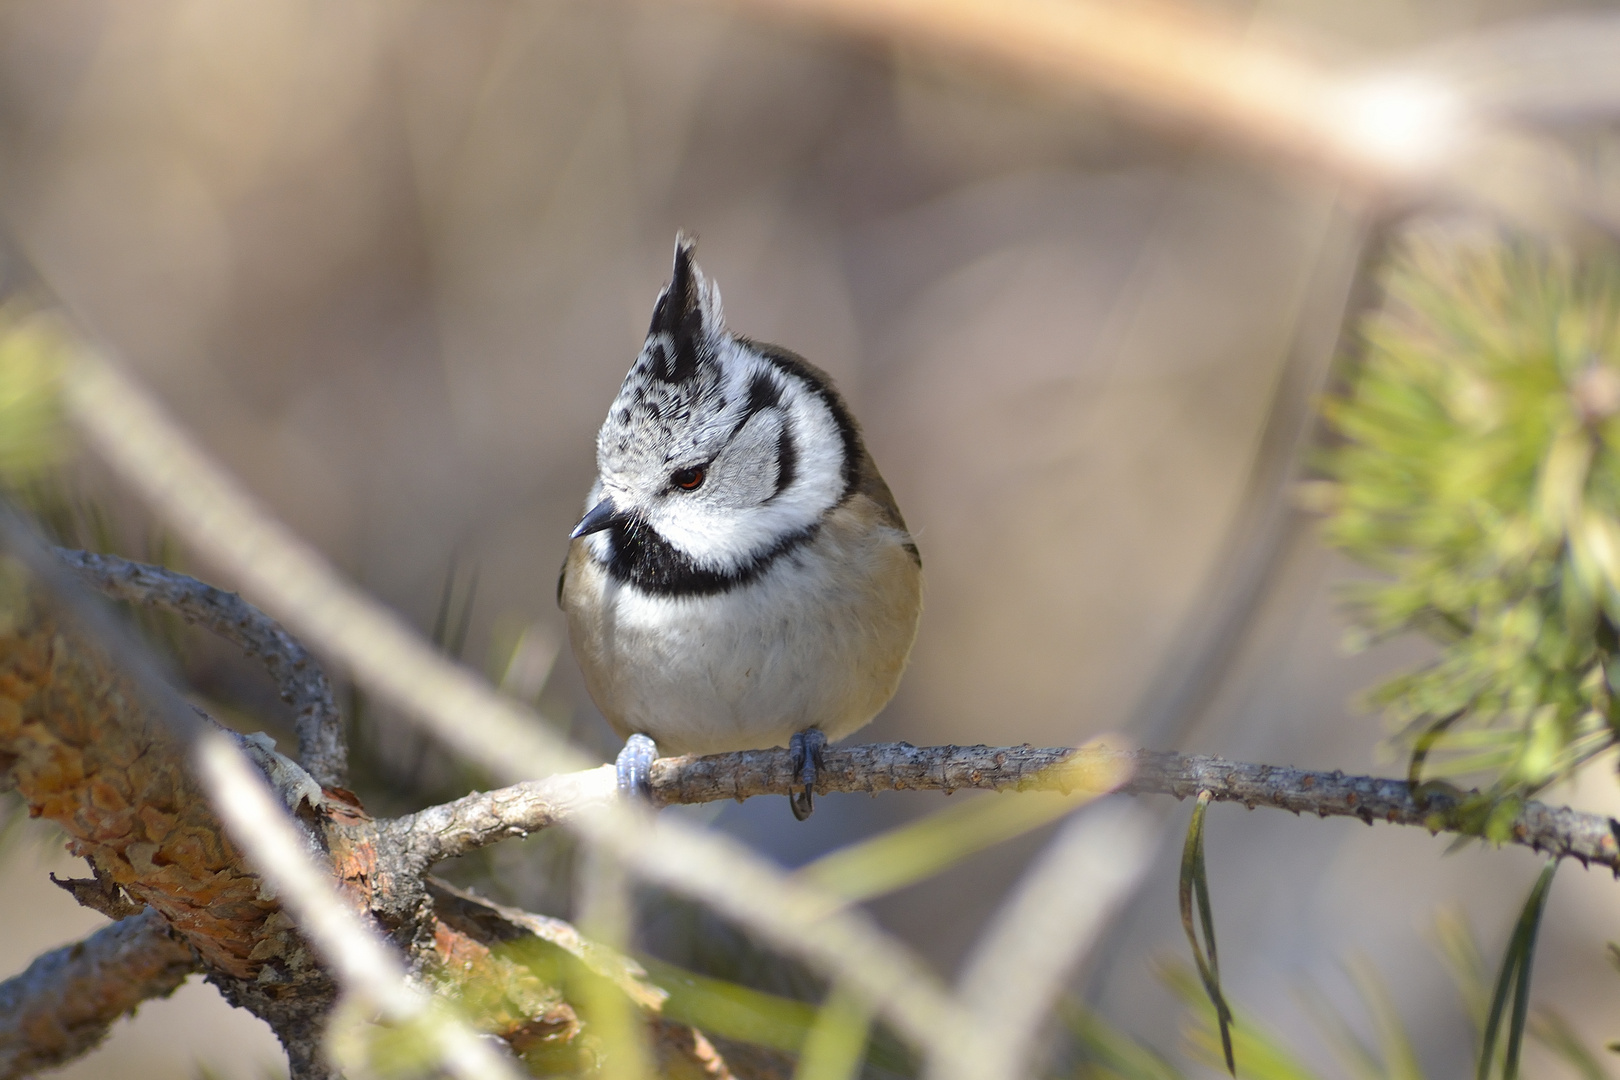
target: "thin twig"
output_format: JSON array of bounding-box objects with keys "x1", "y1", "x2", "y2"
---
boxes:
[
  {"x1": 0, "y1": 910, "x2": 197, "y2": 1080},
  {"x1": 56, "y1": 548, "x2": 347, "y2": 788},
  {"x1": 392, "y1": 745, "x2": 1620, "y2": 874}
]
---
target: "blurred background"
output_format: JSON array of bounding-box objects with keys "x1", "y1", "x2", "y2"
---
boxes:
[{"x1": 1, "y1": 0, "x2": 1618, "y2": 1076}]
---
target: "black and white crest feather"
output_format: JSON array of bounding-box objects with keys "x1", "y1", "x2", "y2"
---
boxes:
[
  {"x1": 581, "y1": 238, "x2": 865, "y2": 596},
  {"x1": 644, "y1": 241, "x2": 710, "y2": 384}
]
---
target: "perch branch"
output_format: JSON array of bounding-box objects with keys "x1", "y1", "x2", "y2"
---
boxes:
[
  {"x1": 0, "y1": 910, "x2": 197, "y2": 1080},
  {"x1": 385, "y1": 766, "x2": 619, "y2": 873},
  {"x1": 55, "y1": 548, "x2": 347, "y2": 788},
  {"x1": 394, "y1": 744, "x2": 1620, "y2": 874}
]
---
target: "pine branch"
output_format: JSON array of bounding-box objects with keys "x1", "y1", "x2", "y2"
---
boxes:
[
  {"x1": 11, "y1": 522, "x2": 1619, "y2": 1079},
  {"x1": 55, "y1": 548, "x2": 347, "y2": 789},
  {"x1": 392, "y1": 745, "x2": 1620, "y2": 873},
  {"x1": 0, "y1": 536, "x2": 743, "y2": 1079},
  {"x1": 0, "y1": 552, "x2": 296, "y2": 982},
  {"x1": 0, "y1": 910, "x2": 197, "y2": 1080},
  {"x1": 38, "y1": 348, "x2": 1620, "y2": 1078}
]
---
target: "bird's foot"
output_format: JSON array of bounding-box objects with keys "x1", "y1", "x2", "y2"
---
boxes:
[
  {"x1": 789, "y1": 728, "x2": 827, "y2": 821},
  {"x1": 616, "y1": 734, "x2": 658, "y2": 801}
]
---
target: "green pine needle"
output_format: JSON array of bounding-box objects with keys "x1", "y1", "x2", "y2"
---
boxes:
[
  {"x1": 1180, "y1": 791, "x2": 1234, "y2": 1076},
  {"x1": 1321, "y1": 236, "x2": 1620, "y2": 805},
  {"x1": 1477, "y1": 859, "x2": 1558, "y2": 1080}
]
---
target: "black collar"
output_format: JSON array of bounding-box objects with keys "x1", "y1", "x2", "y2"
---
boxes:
[{"x1": 600, "y1": 515, "x2": 820, "y2": 597}]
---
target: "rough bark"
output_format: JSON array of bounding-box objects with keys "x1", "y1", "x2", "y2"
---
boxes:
[
  {"x1": 0, "y1": 549, "x2": 343, "y2": 1065},
  {"x1": 0, "y1": 909, "x2": 197, "y2": 1080},
  {"x1": 0, "y1": 556, "x2": 296, "y2": 978}
]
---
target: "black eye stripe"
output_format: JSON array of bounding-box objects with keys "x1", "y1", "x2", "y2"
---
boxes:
[
  {"x1": 770, "y1": 427, "x2": 797, "y2": 500},
  {"x1": 743, "y1": 341, "x2": 860, "y2": 502},
  {"x1": 745, "y1": 371, "x2": 781, "y2": 414},
  {"x1": 727, "y1": 370, "x2": 783, "y2": 441}
]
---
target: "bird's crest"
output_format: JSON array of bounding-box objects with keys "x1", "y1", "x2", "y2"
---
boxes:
[{"x1": 646, "y1": 236, "x2": 726, "y2": 384}]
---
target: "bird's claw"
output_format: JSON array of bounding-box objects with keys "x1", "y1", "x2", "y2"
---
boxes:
[
  {"x1": 789, "y1": 728, "x2": 826, "y2": 820},
  {"x1": 616, "y1": 733, "x2": 658, "y2": 801}
]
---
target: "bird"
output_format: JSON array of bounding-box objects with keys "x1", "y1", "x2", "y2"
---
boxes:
[{"x1": 559, "y1": 236, "x2": 922, "y2": 819}]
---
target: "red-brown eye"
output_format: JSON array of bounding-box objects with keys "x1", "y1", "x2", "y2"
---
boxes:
[{"x1": 672, "y1": 466, "x2": 706, "y2": 491}]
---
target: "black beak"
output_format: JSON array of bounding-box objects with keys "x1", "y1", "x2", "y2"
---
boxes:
[{"x1": 571, "y1": 497, "x2": 627, "y2": 539}]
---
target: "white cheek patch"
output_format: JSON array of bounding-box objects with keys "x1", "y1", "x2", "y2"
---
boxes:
[
  {"x1": 774, "y1": 380, "x2": 845, "y2": 507},
  {"x1": 708, "y1": 410, "x2": 783, "y2": 507}
]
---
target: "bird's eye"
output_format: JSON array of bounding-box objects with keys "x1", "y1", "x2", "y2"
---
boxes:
[{"x1": 671, "y1": 466, "x2": 706, "y2": 491}]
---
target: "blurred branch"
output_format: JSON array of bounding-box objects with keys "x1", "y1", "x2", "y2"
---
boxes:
[
  {"x1": 1128, "y1": 207, "x2": 1371, "y2": 750},
  {"x1": 401, "y1": 745, "x2": 1620, "y2": 873},
  {"x1": 721, "y1": 0, "x2": 1620, "y2": 229},
  {"x1": 0, "y1": 910, "x2": 196, "y2": 1080},
  {"x1": 731, "y1": 0, "x2": 1352, "y2": 169},
  {"x1": 943, "y1": 805, "x2": 1156, "y2": 1080},
  {"x1": 427, "y1": 879, "x2": 736, "y2": 1078},
  {"x1": 56, "y1": 548, "x2": 347, "y2": 788},
  {"x1": 427, "y1": 877, "x2": 667, "y2": 1011}
]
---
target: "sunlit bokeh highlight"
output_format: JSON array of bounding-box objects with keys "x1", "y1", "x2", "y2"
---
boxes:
[{"x1": 1331, "y1": 72, "x2": 1467, "y2": 178}]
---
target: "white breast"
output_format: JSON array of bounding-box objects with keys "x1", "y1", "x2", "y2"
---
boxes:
[{"x1": 562, "y1": 497, "x2": 921, "y2": 755}]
